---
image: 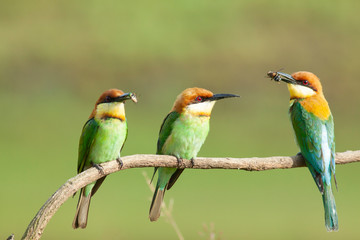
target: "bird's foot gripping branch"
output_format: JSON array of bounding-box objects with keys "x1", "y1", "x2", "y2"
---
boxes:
[{"x1": 20, "y1": 151, "x2": 360, "y2": 240}]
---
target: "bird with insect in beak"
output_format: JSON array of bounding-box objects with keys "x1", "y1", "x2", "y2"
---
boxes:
[
  {"x1": 149, "y1": 87, "x2": 239, "y2": 221},
  {"x1": 268, "y1": 71, "x2": 338, "y2": 231},
  {"x1": 72, "y1": 89, "x2": 137, "y2": 229}
]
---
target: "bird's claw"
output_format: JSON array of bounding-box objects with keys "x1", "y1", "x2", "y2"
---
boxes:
[
  {"x1": 92, "y1": 162, "x2": 105, "y2": 175},
  {"x1": 190, "y1": 158, "x2": 195, "y2": 168},
  {"x1": 175, "y1": 156, "x2": 183, "y2": 168},
  {"x1": 116, "y1": 157, "x2": 124, "y2": 169}
]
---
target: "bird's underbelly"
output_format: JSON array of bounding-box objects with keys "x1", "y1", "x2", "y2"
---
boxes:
[
  {"x1": 162, "y1": 116, "x2": 209, "y2": 160},
  {"x1": 88, "y1": 120, "x2": 127, "y2": 164}
]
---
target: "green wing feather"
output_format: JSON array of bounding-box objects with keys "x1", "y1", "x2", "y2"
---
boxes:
[
  {"x1": 150, "y1": 111, "x2": 180, "y2": 183},
  {"x1": 120, "y1": 120, "x2": 128, "y2": 152},
  {"x1": 290, "y1": 101, "x2": 325, "y2": 174},
  {"x1": 290, "y1": 101, "x2": 338, "y2": 231},
  {"x1": 157, "y1": 111, "x2": 180, "y2": 154},
  {"x1": 77, "y1": 118, "x2": 99, "y2": 173}
]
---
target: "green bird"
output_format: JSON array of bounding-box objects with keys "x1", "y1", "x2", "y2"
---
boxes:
[
  {"x1": 149, "y1": 87, "x2": 239, "y2": 221},
  {"x1": 269, "y1": 71, "x2": 338, "y2": 231},
  {"x1": 72, "y1": 89, "x2": 137, "y2": 229}
]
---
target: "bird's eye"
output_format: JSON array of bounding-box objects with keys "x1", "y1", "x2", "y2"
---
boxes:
[
  {"x1": 196, "y1": 96, "x2": 202, "y2": 102},
  {"x1": 303, "y1": 80, "x2": 309, "y2": 85},
  {"x1": 105, "y1": 96, "x2": 111, "y2": 102}
]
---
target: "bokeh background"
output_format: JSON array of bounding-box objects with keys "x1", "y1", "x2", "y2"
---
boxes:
[{"x1": 1, "y1": 0, "x2": 360, "y2": 239}]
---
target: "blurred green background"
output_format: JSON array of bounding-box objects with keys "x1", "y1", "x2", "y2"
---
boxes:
[{"x1": 1, "y1": 0, "x2": 360, "y2": 239}]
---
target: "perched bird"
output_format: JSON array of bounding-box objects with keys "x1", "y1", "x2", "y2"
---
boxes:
[
  {"x1": 72, "y1": 89, "x2": 137, "y2": 229},
  {"x1": 149, "y1": 87, "x2": 239, "y2": 221},
  {"x1": 269, "y1": 71, "x2": 338, "y2": 231}
]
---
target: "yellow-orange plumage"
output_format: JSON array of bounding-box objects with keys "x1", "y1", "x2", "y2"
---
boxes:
[
  {"x1": 271, "y1": 70, "x2": 338, "y2": 231},
  {"x1": 299, "y1": 95, "x2": 330, "y2": 120},
  {"x1": 290, "y1": 71, "x2": 331, "y2": 120}
]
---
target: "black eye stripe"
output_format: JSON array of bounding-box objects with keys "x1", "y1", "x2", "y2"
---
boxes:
[
  {"x1": 296, "y1": 80, "x2": 317, "y2": 92},
  {"x1": 99, "y1": 96, "x2": 113, "y2": 104},
  {"x1": 191, "y1": 96, "x2": 208, "y2": 104},
  {"x1": 296, "y1": 80, "x2": 310, "y2": 85}
]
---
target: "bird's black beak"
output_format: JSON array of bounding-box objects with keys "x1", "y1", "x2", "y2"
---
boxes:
[
  {"x1": 114, "y1": 93, "x2": 138, "y2": 103},
  {"x1": 208, "y1": 93, "x2": 240, "y2": 101},
  {"x1": 268, "y1": 71, "x2": 297, "y2": 84}
]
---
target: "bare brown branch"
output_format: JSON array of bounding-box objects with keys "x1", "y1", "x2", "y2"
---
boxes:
[{"x1": 21, "y1": 150, "x2": 360, "y2": 240}]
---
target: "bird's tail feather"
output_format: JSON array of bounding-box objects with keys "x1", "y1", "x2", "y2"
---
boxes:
[
  {"x1": 149, "y1": 185, "x2": 166, "y2": 222},
  {"x1": 72, "y1": 189, "x2": 91, "y2": 229},
  {"x1": 322, "y1": 184, "x2": 338, "y2": 232}
]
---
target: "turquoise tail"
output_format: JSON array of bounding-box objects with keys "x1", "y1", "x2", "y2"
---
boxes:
[{"x1": 322, "y1": 184, "x2": 338, "y2": 232}]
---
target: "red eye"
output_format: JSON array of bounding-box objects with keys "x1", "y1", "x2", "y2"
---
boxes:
[
  {"x1": 303, "y1": 80, "x2": 309, "y2": 85},
  {"x1": 196, "y1": 96, "x2": 202, "y2": 102}
]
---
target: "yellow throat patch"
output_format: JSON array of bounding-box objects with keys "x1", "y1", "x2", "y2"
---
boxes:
[
  {"x1": 287, "y1": 84, "x2": 316, "y2": 99},
  {"x1": 95, "y1": 102, "x2": 126, "y2": 121}
]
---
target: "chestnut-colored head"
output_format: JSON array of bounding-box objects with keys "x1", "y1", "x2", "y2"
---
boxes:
[
  {"x1": 268, "y1": 71, "x2": 331, "y2": 119},
  {"x1": 171, "y1": 87, "x2": 239, "y2": 116},
  {"x1": 172, "y1": 88, "x2": 213, "y2": 113},
  {"x1": 288, "y1": 71, "x2": 323, "y2": 99},
  {"x1": 90, "y1": 89, "x2": 137, "y2": 120},
  {"x1": 268, "y1": 71, "x2": 323, "y2": 99}
]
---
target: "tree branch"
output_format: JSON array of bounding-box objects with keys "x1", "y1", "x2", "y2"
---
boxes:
[{"x1": 21, "y1": 150, "x2": 360, "y2": 240}]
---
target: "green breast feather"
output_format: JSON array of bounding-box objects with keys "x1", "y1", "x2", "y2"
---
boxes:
[
  {"x1": 78, "y1": 118, "x2": 127, "y2": 173},
  {"x1": 163, "y1": 113, "x2": 210, "y2": 160}
]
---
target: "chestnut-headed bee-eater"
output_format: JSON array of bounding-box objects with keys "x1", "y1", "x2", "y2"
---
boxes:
[
  {"x1": 269, "y1": 71, "x2": 338, "y2": 231},
  {"x1": 149, "y1": 87, "x2": 239, "y2": 221},
  {"x1": 72, "y1": 89, "x2": 137, "y2": 229}
]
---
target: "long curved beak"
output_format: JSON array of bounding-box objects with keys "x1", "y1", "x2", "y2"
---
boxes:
[
  {"x1": 208, "y1": 93, "x2": 240, "y2": 101},
  {"x1": 114, "y1": 92, "x2": 138, "y2": 103}
]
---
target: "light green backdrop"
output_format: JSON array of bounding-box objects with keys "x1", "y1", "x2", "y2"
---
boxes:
[{"x1": 1, "y1": 0, "x2": 359, "y2": 239}]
